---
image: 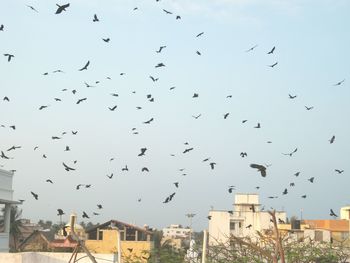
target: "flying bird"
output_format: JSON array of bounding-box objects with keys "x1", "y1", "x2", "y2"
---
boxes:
[
  {"x1": 106, "y1": 173, "x2": 113, "y2": 179},
  {"x1": 250, "y1": 164, "x2": 267, "y2": 177},
  {"x1": 268, "y1": 62, "x2": 278, "y2": 68},
  {"x1": 183, "y1": 148, "x2": 194, "y2": 154},
  {"x1": 156, "y1": 46, "x2": 166, "y2": 53},
  {"x1": 288, "y1": 94, "x2": 297, "y2": 99},
  {"x1": 55, "y1": 3, "x2": 70, "y2": 14},
  {"x1": 282, "y1": 148, "x2": 298, "y2": 157},
  {"x1": 155, "y1": 63, "x2": 165, "y2": 68},
  {"x1": 141, "y1": 167, "x2": 149, "y2": 172},
  {"x1": 102, "y1": 38, "x2": 110, "y2": 43},
  {"x1": 4, "y1": 54, "x2": 14, "y2": 62},
  {"x1": 122, "y1": 165, "x2": 129, "y2": 171},
  {"x1": 254, "y1": 123, "x2": 261, "y2": 128},
  {"x1": 329, "y1": 135, "x2": 335, "y2": 144},
  {"x1": 78, "y1": 61, "x2": 90, "y2": 71},
  {"x1": 196, "y1": 51, "x2": 201, "y2": 55},
  {"x1": 1, "y1": 151, "x2": 11, "y2": 159},
  {"x1": 97, "y1": 204, "x2": 103, "y2": 209},
  {"x1": 223, "y1": 113, "x2": 229, "y2": 119},
  {"x1": 3, "y1": 96, "x2": 9, "y2": 102},
  {"x1": 228, "y1": 186, "x2": 235, "y2": 193},
  {"x1": 62, "y1": 162, "x2": 75, "y2": 171},
  {"x1": 192, "y1": 114, "x2": 201, "y2": 119},
  {"x1": 196, "y1": 32, "x2": 204, "y2": 37},
  {"x1": 93, "y1": 14, "x2": 99, "y2": 22},
  {"x1": 282, "y1": 188, "x2": 288, "y2": 195},
  {"x1": 149, "y1": 76, "x2": 159, "y2": 82},
  {"x1": 308, "y1": 177, "x2": 315, "y2": 183},
  {"x1": 240, "y1": 152, "x2": 247, "y2": 158},
  {"x1": 335, "y1": 169, "x2": 344, "y2": 174},
  {"x1": 39, "y1": 105, "x2": 49, "y2": 110},
  {"x1": 46, "y1": 179, "x2": 54, "y2": 184},
  {"x1": 0, "y1": 24, "x2": 4, "y2": 31},
  {"x1": 82, "y1": 211, "x2": 90, "y2": 219},
  {"x1": 192, "y1": 93, "x2": 199, "y2": 98},
  {"x1": 245, "y1": 45, "x2": 258, "y2": 52},
  {"x1": 76, "y1": 98, "x2": 87, "y2": 104},
  {"x1": 333, "y1": 79, "x2": 345, "y2": 86},
  {"x1": 305, "y1": 106, "x2": 314, "y2": 111},
  {"x1": 108, "y1": 105, "x2": 117, "y2": 111},
  {"x1": 27, "y1": 5, "x2": 39, "y2": 12},
  {"x1": 31, "y1": 191, "x2": 38, "y2": 200},
  {"x1": 267, "y1": 46, "x2": 275, "y2": 54},
  {"x1": 209, "y1": 162, "x2": 216, "y2": 170},
  {"x1": 143, "y1": 118, "x2": 154, "y2": 124},
  {"x1": 57, "y1": 209, "x2": 64, "y2": 216},
  {"x1": 330, "y1": 209, "x2": 338, "y2": 217},
  {"x1": 174, "y1": 182, "x2": 179, "y2": 188},
  {"x1": 138, "y1": 148, "x2": 147, "y2": 156},
  {"x1": 163, "y1": 9, "x2": 172, "y2": 14}
]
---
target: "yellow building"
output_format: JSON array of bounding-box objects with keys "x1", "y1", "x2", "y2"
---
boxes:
[{"x1": 85, "y1": 220, "x2": 153, "y2": 262}]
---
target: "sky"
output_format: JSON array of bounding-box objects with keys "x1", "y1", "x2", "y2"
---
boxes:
[{"x1": 0, "y1": 0, "x2": 350, "y2": 231}]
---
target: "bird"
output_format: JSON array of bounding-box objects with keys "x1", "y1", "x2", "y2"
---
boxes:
[
  {"x1": 0, "y1": 24, "x2": 4, "y2": 31},
  {"x1": 305, "y1": 106, "x2": 314, "y2": 111},
  {"x1": 62, "y1": 162, "x2": 75, "y2": 171},
  {"x1": 82, "y1": 211, "x2": 90, "y2": 219},
  {"x1": 138, "y1": 148, "x2": 147, "y2": 156},
  {"x1": 282, "y1": 188, "x2": 288, "y2": 195},
  {"x1": 183, "y1": 148, "x2": 194, "y2": 154},
  {"x1": 278, "y1": 218, "x2": 285, "y2": 224},
  {"x1": 268, "y1": 62, "x2": 278, "y2": 68},
  {"x1": 102, "y1": 38, "x2": 110, "y2": 43},
  {"x1": 57, "y1": 209, "x2": 64, "y2": 216},
  {"x1": 290, "y1": 182, "x2": 295, "y2": 187},
  {"x1": 127, "y1": 248, "x2": 133, "y2": 253},
  {"x1": 209, "y1": 162, "x2": 217, "y2": 170},
  {"x1": 192, "y1": 114, "x2": 201, "y2": 119},
  {"x1": 76, "y1": 184, "x2": 84, "y2": 190},
  {"x1": 254, "y1": 123, "x2": 261, "y2": 128},
  {"x1": 64, "y1": 146, "x2": 70, "y2": 151},
  {"x1": 250, "y1": 164, "x2": 267, "y2": 177},
  {"x1": 245, "y1": 45, "x2": 258, "y2": 52},
  {"x1": 31, "y1": 191, "x2": 38, "y2": 200},
  {"x1": 242, "y1": 120, "x2": 248, "y2": 123},
  {"x1": 155, "y1": 63, "x2": 165, "y2": 68},
  {"x1": 223, "y1": 113, "x2": 229, "y2": 119},
  {"x1": 108, "y1": 105, "x2": 117, "y2": 111},
  {"x1": 9, "y1": 125, "x2": 16, "y2": 130},
  {"x1": 240, "y1": 152, "x2": 247, "y2": 158},
  {"x1": 174, "y1": 182, "x2": 179, "y2": 188},
  {"x1": 335, "y1": 169, "x2": 344, "y2": 174},
  {"x1": 156, "y1": 46, "x2": 166, "y2": 53},
  {"x1": 301, "y1": 195, "x2": 307, "y2": 198},
  {"x1": 308, "y1": 177, "x2": 315, "y2": 183},
  {"x1": 93, "y1": 14, "x2": 99, "y2": 22},
  {"x1": 97, "y1": 204, "x2": 103, "y2": 209},
  {"x1": 196, "y1": 32, "x2": 204, "y2": 37},
  {"x1": 196, "y1": 51, "x2": 201, "y2": 55},
  {"x1": 79, "y1": 61, "x2": 90, "y2": 71},
  {"x1": 52, "y1": 136, "x2": 61, "y2": 140},
  {"x1": 176, "y1": 15, "x2": 181, "y2": 20},
  {"x1": 228, "y1": 186, "x2": 235, "y2": 193},
  {"x1": 141, "y1": 167, "x2": 149, "y2": 172},
  {"x1": 329, "y1": 135, "x2": 335, "y2": 144},
  {"x1": 282, "y1": 148, "x2": 298, "y2": 157},
  {"x1": 122, "y1": 165, "x2": 129, "y2": 171},
  {"x1": 333, "y1": 79, "x2": 345, "y2": 86},
  {"x1": 1, "y1": 151, "x2": 11, "y2": 159},
  {"x1": 267, "y1": 46, "x2": 275, "y2": 54},
  {"x1": 46, "y1": 179, "x2": 54, "y2": 184},
  {"x1": 26, "y1": 5, "x2": 39, "y2": 12},
  {"x1": 288, "y1": 94, "x2": 297, "y2": 99},
  {"x1": 3, "y1": 96, "x2": 9, "y2": 102},
  {"x1": 85, "y1": 184, "x2": 92, "y2": 188},
  {"x1": 143, "y1": 118, "x2": 154, "y2": 124},
  {"x1": 7, "y1": 145, "x2": 21, "y2": 151},
  {"x1": 93, "y1": 212, "x2": 100, "y2": 216},
  {"x1": 76, "y1": 98, "x2": 87, "y2": 104},
  {"x1": 39, "y1": 105, "x2": 49, "y2": 110},
  {"x1": 55, "y1": 3, "x2": 70, "y2": 14},
  {"x1": 246, "y1": 224, "x2": 252, "y2": 229},
  {"x1": 149, "y1": 76, "x2": 158, "y2": 82},
  {"x1": 4, "y1": 54, "x2": 14, "y2": 62},
  {"x1": 192, "y1": 93, "x2": 199, "y2": 98},
  {"x1": 163, "y1": 9, "x2": 172, "y2": 14},
  {"x1": 72, "y1": 131, "x2": 78, "y2": 135},
  {"x1": 294, "y1": 172, "x2": 300, "y2": 177},
  {"x1": 106, "y1": 173, "x2": 113, "y2": 179},
  {"x1": 207, "y1": 216, "x2": 212, "y2": 220},
  {"x1": 330, "y1": 209, "x2": 338, "y2": 217}
]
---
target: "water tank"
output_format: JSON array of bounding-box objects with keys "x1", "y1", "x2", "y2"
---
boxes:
[{"x1": 291, "y1": 220, "x2": 301, "y2": 230}]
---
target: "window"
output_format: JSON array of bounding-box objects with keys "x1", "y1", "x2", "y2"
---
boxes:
[
  {"x1": 230, "y1": 222, "x2": 235, "y2": 230},
  {"x1": 126, "y1": 228, "x2": 136, "y2": 241},
  {"x1": 98, "y1": 231, "x2": 103, "y2": 240}
]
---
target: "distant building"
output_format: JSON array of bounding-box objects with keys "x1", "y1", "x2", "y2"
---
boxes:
[
  {"x1": 85, "y1": 219, "x2": 153, "y2": 261},
  {"x1": 18, "y1": 230, "x2": 53, "y2": 252},
  {"x1": 0, "y1": 169, "x2": 21, "y2": 252},
  {"x1": 208, "y1": 193, "x2": 287, "y2": 245},
  {"x1": 162, "y1": 224, "x2": 191, "y2": 239}
]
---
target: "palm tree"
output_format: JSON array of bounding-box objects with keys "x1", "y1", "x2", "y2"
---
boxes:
[{"x1": 0, "y1": 205, "x2": 24, "y2": 251}]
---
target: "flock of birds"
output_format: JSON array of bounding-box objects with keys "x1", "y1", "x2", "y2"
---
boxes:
[{"x1": 0, "y1": 2, "x2": 348, "y2": 229}]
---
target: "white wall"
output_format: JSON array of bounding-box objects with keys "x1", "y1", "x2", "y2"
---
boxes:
[
  {"x1": 208, "y1": 211, "x2": 230, "y2": 245},
  {"x1": 0, "y1": 169, "x2": 14, "y2": 201},
  {"x1": 0, "y1": 252, "x2": 115, "y2": 263},
  {"x1": 0, "y1": 233, "x2": 9, "y2": 252}
]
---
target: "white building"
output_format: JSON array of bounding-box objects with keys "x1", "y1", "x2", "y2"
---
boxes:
[
  {"x1": 162, "y1": 224, "x2": 191, "y2": 239},
  {"x1": 208, "y1": 193, "x2": 286, "y2": 245},
  {"x1": 0, "y1": 169, "x2": 20, "y2": 252}
]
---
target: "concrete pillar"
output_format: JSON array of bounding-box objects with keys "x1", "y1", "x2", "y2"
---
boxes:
[{"x1": 3, "y1": 204, "x2": 11, "y2": 233}]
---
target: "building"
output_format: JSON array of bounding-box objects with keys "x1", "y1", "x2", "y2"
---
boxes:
[
  {"x1": 208, "y1": 193, "x2": 287, "y2": 245},
  {"x1": 18, "y1": 230, "x2": 53, "y2": 252},
  {"x1": 0, "y1": 169, "x2": 21, "y2": 252},
  {"x1": 162, "y1": 224, "x2": 191, "y2": 239},
  {"x1": 85, "y1": 219, "x2": 153, "y2": 262}
]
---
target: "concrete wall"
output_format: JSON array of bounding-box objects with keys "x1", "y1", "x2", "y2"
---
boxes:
[
  {"x1": 0, "y1": 169, "x2": 14, "y2": 201},
  {"x1": 0, "y1": 233, "x2": 9, "y2": 252},
  {"x1": 208, "y1": 211, "x2": 230, "y2": 245},
  {"x1": 0, "y1": 252, "x2": 114, "y2": 263}
]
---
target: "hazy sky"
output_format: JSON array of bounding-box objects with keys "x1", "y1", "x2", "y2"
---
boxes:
[{"x1": 1, "y1": 0, "x2": 349, "y2": 231}]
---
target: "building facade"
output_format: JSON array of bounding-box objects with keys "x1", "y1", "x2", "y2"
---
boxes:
[{"x1": 208, "y1": 193, "x2": 287, "y2": 245}]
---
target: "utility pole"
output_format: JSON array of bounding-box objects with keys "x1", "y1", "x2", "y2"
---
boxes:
[{"x1": 185, "y1": 213, "x2": 196, "y2": 241}]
